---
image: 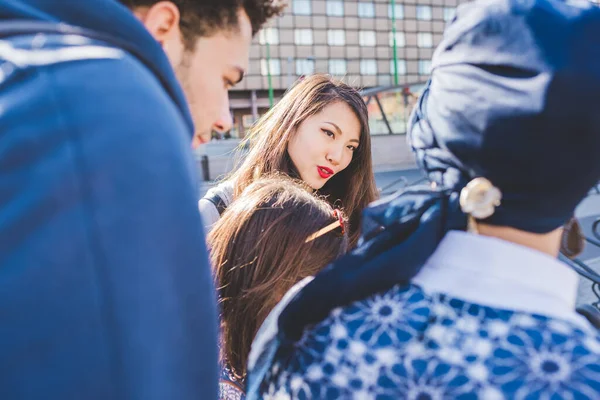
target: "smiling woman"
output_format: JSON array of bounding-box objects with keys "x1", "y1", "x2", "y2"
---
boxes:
[{"x1": 199, "y1": 74, "x2": 379, "y2": 246}]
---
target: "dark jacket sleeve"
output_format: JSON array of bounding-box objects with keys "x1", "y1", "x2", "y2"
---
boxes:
[{"x1": 0, "y1": 49, "x2": 218, "y2": 399}]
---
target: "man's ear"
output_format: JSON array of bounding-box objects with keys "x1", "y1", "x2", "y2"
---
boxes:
[
  {"x1": 132, "y1": 1, "x2": 180, "y2": 44},
  {"x1": 131, "y1": 2, "x2": 185, "y2": 63}
]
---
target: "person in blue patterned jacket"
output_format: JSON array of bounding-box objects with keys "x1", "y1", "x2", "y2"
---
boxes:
[
  {"x1": 245, "y1": 0, "x2": 600, "y2": 398},
  {"x1": 0, "y1": 0, "x2": 281, "y2": 399}
]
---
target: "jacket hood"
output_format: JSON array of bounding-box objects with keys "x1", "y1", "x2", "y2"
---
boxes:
[{"x1": 0, "y1": 0, "x2": 194, "y2": 133}]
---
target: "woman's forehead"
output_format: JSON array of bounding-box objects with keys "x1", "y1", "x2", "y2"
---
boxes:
[{"x1": 308, "y1": 102, "x2": 362, "y2": 137}]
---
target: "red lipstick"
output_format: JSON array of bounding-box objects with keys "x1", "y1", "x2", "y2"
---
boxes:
[{"x1": 317, "y1": 165, "x2": 334, "y2": 179}]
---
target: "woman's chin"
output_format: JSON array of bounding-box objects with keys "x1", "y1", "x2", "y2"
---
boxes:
[
  {"x1": 308, "y1": 179, "x2": 325, "y2": 190},
  {"x1": 299, "y1": 172, "x2": 325, "y2": 190}
]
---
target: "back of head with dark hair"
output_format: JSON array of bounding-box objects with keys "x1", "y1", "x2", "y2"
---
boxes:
[
  {"x1": 208, "y1": 175, "x2": 348, "y2": 380},
  {"x1": 119, "y1": 0, "x2": 286, "y2": 48}
]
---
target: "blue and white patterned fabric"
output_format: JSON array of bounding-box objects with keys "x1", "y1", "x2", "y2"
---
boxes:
[
  {"x1": 219, "y1": 364, "x2": 245, "y2": 400},
  {"x1": 246, "y1": 232, "x2": 600, "y2": 399},
  {"x1": 245, "y1": 0, "x2": 600, "y2": 396},
  {"x1": 256, "y1": 286, "x2": 600, "y2": 399}
]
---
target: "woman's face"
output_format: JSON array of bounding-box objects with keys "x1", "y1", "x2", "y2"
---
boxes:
[{"x1": 287, "y1": 101, "x2": 362, "y2": 190}]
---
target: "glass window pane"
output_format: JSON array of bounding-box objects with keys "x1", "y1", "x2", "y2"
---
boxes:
[
  {"x1": 326, "y1": 0, "x2": 344, "y2": 16},
  {"x1": 417, "y1": 32, "x2": 433, "y2": 48},
  {"x1": 388, "y1": 32, "x2": 405, "y2": 47},
  {"x1": 443, "y1": 7, "x2": 456, "y2": 21},
  {"x1": 258, "y1": 28, "x2": 279, "y2": 45},
  {"x1": 358, "y1": 2, "x2": 375, "y2": 18},
  {"x1": 360, "y1": 59, "x2": 377, "y2": 75},
  {"x1": 329, "y1": 59, "x2": 347, "y2": 75},
  {"x1": 293, "y1": 0, "x2": 311, "y2": 15},
  {"x1": 294, "y1": 29, "x2": 313, "y2": 45},
  {"x1": 261, "y1": 59, "x2": 281, "y2": 76},
  {"x1": 327, "y1": 29, "x2": 345, "y2": 46},
  {"x1": 418, "y1": 60, "x2": 432, "y2": 75},
  {"x1": 296, "y1": 59, "x2": 315, "y2": 75},
  {"x1": 390, "y1": 59, "x2": 407, "y2": 75},
  {"x1": 359, "y1": 31, "x2": 376, "y2": 47},
  {"x1": 387, "y1": 4, "x2": 404, "y2": 19},
  {"x1": 416, "y1": 5, "x2": 432, "y2": 20}
]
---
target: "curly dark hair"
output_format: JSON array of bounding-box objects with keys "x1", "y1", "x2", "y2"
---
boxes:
[{"x1": 120, "y1": 0, "x2": 286, "y2": 49}]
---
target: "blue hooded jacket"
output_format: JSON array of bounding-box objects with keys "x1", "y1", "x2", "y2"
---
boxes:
[{"x1": 0, "y1": 1, "x2": 217, "y2": 399}]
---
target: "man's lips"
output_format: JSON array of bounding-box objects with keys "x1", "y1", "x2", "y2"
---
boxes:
[
  {"x1": 191, "y1": 133, "x2": 209, "y2": 149},
  {"x1": 317, "y1": 165, "x2": 334, "y2": 179}
]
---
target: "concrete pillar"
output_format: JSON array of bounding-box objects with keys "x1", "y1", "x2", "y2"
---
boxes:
[{"x1": 251, "y1": 90, "x2": 258, "y2": 120}]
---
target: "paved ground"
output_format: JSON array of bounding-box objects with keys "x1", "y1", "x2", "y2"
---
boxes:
[{"x1": 200, "y1": 168, "x2": 600, "y2": 307}]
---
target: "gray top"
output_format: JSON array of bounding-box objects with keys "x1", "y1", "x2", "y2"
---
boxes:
[{"x1": 198, "y1": 181, "x2": 235, "y2": 233}]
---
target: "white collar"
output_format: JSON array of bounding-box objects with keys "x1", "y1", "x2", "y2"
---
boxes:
[{"x1": 412, "y1": 230, "x2": 591, "y2": 329}]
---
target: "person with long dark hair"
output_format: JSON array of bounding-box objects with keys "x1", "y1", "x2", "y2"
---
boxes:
[
  {"x1": 208, "y1": 176, "x2": 349, "y2": 399},
  {"x1": 200, "y1": 74, "x2": 378, "y2": 246}
]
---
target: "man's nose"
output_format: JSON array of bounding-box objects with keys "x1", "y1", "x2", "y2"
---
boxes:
[{"x1": 212, "y1": 104, "x2": 233, "y2": 133}]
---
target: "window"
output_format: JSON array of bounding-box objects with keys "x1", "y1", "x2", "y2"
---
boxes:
[
  {"x1": 418, "y1": 60, "x2": 432, "y2": 75},
  {"x1": 328, "y1": 29, "x2": 346, "y2": 46},
  {"x1": 292, "y1": 0, "x2": 311, "y2": 15},
  {"x1": 417, "y1": 32, "x2": 433, "y2": 48},
  {"x1": 326, "y1": 0, "x2": 344, "y2": 16},
  {"x1": 296, "y1": 59, "x2": 315, "y2": 75},
  {"x1": 360, "y1": 59, "x2": 377, "y2": 75},
  {"x1": 388, "y1": 4, "x2": 404, "y2": 19},
  {"x1": 389, "y1": 32, "x2": 405, "y2": 47},
  {"x1": 261, "y1": 59, "x2": 281, "y2": 76},
  {"x1": 359, "y1": 31, "x2": 376, "y2": 47},
  {"x1": 294, "y1": 29, "x2": 313, "y2": 45},
  {"x1": 258, "y1": 28, "x2": 279, "y2": 45},
  {"x1": 329, "y1": 59, "x2": 347, "y2": 75},
  {"x1": 416, "y1": 5, "x2": 432, "y2": 20},
  {"x1": 357, "y1": 2, "x2": 375, "y2": 18},
  {"x1": 443, "y1": 7, "x2": 456, "y2": 21},
  {"x1": 390, "y1": 59, "x2": 407, "y2": 75}
]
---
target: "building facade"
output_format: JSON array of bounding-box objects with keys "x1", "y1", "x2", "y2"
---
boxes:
[{"x1": 227, "y1": 0, "x2": 471, "y2": 138}]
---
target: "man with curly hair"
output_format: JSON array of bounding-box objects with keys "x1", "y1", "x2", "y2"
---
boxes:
[
  {"x1": 0, "y1": 0, "x2": 282, "y2": 399},
  {"x1": 120, "y1": 0, "x2": 284, "y2": 144}
]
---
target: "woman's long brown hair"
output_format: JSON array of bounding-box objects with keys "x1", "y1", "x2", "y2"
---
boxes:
[
  {"x1": 208, "y1": 176, "x2": 349, "y2": 381},
  {"x1": 228, "y1": 74, "x2": 378, "y2": 245}
]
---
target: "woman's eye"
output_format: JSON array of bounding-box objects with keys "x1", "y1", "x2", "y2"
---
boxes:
[
  {"x1": 347, "y1": 145, "x2": 357, "y2": 152},
  {"x1": 322, "y1": 129, "x2": 335, "y2": 138}
]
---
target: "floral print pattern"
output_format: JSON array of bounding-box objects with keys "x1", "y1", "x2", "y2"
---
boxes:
[
  {"x1": 250, "y1": 285, "x2": 600, "y2": 399},
  {"x1": 220, "y1": 363, "x2": 245, "y2": 400}
]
